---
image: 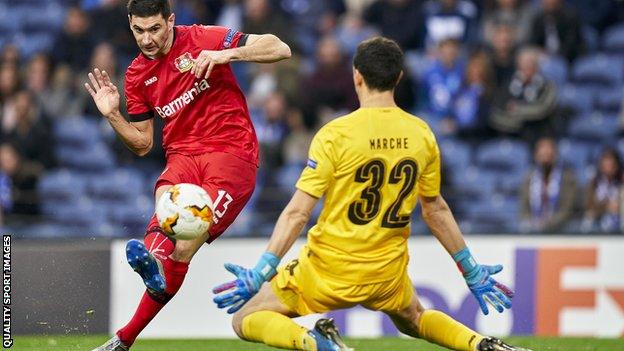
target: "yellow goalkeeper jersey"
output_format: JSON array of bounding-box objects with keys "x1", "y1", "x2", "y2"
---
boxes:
[{"x1": 296, "y1": 107, "x2": 441, "y2": 284}]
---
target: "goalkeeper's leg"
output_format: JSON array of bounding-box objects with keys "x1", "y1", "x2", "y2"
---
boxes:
[
  {"x1": 386, "y1": 295, "x2": 530, "y2": 351},
  {"x1": 232, "y1": 284, "x2": 349, "y2": 351},
  {"x1": 386, "y1": 295, "x2": 484, "y2": 351}
]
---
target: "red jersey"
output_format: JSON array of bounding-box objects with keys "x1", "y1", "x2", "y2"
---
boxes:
[{"x1": 124, "y1": 25, "x2": 259, "y2": 165}]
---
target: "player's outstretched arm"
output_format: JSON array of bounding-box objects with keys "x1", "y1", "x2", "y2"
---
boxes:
[
  {"x1": 420, "y1": 194, "x2": 514, "y2": 315},
  {"x1": 84, "y1": 68, "x2": 154, "y2": 156},
  {"x1": 212, "y1": 190, "x2": 318, "y2": 313},
  {"x1": 192, "y1": 34, "x2": 291, "y2": 79}
]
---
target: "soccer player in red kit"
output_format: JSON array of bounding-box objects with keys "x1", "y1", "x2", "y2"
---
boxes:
[{"x1": 85, "y1": 1, "x2": 291, "y2": 350}]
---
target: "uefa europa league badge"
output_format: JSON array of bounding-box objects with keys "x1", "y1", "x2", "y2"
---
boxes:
[{"x1": 175, "y1": 52, "x2": 194, "y2": 73}]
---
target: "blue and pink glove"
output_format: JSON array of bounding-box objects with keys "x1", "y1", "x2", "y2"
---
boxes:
[
  {"x1": 453, "y1": 248, "x2": 514, "y2": 315},
  {"x1": 212, "y1": 252, "x2": 280, "y2": 314}
]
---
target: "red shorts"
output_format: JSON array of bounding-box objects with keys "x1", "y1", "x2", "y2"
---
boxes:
[{"x1": 155, "y1": 151, "x2": 257, "y2": 242}]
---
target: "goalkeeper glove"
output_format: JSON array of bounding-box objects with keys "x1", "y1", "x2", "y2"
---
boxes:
[
  {"x1": 212, "y1": 252, "x2": 280, "y2": 314},
  {"x1": 453, "y1": 247, "x2": 514, "y2": 315}
]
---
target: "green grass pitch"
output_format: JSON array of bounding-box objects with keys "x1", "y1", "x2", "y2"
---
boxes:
[{"x1": 11, "y1": 335, "x2": 624, "y2": 351}]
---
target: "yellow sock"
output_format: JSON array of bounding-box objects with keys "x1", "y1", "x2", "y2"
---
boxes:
[
  {"x1": 241, "y1": 311, "x2": 316, "y2": 350},
  {"x1": 417, "y1": 310, "x2": 484, "y2": 351}
]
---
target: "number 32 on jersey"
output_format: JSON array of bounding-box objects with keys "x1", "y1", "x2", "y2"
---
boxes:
[{"x1": 347, "y1": 158, "x2": 418, "y2": 228}]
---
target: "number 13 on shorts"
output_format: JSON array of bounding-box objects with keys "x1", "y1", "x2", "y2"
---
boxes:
[{"x1": 212, "y1": 189, "x2": 233, "y2": 224}]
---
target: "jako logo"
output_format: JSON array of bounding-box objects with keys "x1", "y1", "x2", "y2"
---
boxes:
[
  {"x1": 155, "y1": 79, "x2": 210, "y2": 118},
  {"x1": 144, "y1": 76, "x2": 157, "y2": 86}
]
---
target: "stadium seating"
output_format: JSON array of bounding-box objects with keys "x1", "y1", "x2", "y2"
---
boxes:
[
  {"x1": 595, "y1": 87, "x2": 624, "y2": 113},
  {"x1": 583, "y1": 25, "x2": 601, "y2": 53},
  {"x1": 571, "y1": 54, "x2": 624, "y2": 86},
  {"x1": 56, "y1": 142, "x2": 116, "y2": 171},
  {"x1": 43, "y1": 196, "x2": 107, "y2": 227},
  {"x1": 603, "y1": 23, "x2": 624, "y2": 53},
  {"x1": 475, "y1": 139, "x2": 530, "y2": 173},
  {"x1": 88, "y1": 168, "x2": 145, "y2": 201},
  {"x1": 0, "y1": 0, "x2": 65, "y2": 58},
  {"x1": 567, "y1": 113, "x2": 621, "y2": 142},
  {"x1": 38, "y1": 169, "x2": 88, "y2": 202},
  {"x1": 540, "y1": 55, "x2": 568, "y2": 86},
  {"x1": 439, "y1": 139, "x2": 472, "y2": 170},
  {"x1": 557, "y1": 84, "x2": 595, "y2": 115},
  {"x1": 448, "y1": 166, "x2": 498, "y2": 199},
  {"x1": 106, "y1": 195, "x2": 153, "y2": 235},
  {"x1": 53, "y1": 117, "x2": 102, "y2": 147},
  {"x1": 464, "y1": 194, "x2": 519, "y2": 233}
]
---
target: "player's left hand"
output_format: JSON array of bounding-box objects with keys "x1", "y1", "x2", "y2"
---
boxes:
[
  {"x1": 212, "y1": 263, "x2": 265, "y2": 313},
  {"x1": 453, "y1": 248, "x2": 514, "y2": 315},
  {"x1": 191, "y1": 50, "x2": 232, "y2": 79},
  {"x1": 463, "y1": 264, "x2": 514, "y2": 315},
  {"x1": 212, "y1": 252, "x2": 280, "y2": 314}
]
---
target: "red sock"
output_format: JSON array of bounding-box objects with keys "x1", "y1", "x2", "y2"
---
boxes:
[
  {"x1": 116, "y1": 215, "x2": 189, "y2": 346},
  {"x1": 143, "y1": 215, "x2": 175, "y2": 263}
]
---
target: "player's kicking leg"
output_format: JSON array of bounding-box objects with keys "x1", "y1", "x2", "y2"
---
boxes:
[
  {"x1": 92, "y1": 185, "x2": 211, "y2": 351},
  {"x1": 92, "y1": 217, "x2": 209, "y2": 351},
  {"x1": 385, "y1": 295, "x2": 532, "y2": 351},
  {"x1": 231, "y1": 284, "x2": 353, "y2": 351},
  {"x1": 125, "y1": 238, "x2": 165, "y2": 293}
]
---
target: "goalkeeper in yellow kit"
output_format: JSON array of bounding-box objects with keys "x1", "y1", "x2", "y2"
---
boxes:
[{"x1": 212, "y1": 37, "x2": 530, "y2": 351}]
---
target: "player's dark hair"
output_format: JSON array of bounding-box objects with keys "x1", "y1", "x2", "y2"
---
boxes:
[
  {"x1": 127, "y1": 0, "x2": 171, "y2": 19},
  {"x1": 353, "y1": 37, "x2": 403, "y2": 92}
]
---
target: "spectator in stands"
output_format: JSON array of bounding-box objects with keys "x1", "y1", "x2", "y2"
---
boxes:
[
  {"x1": 490, "y1": 47, "x2": 557, "y2": 143},
  {"x1": 566, "y1": 0, "x2": 614, "y2": 32},
  {"x1": 0, "y1": 62, "x2": 20, "y2": 106},
  {"x1": 217, "y1": 0, "x2": 244, "y2": 32},
  {"x1": 528, "y1": 0, "x2": 584, "y2": 62},
  {"x1": 481, "y1": 0, "x2": 532, "y2": 45},
  {"x1": 334, "y1": 14, "x2": 379, "y2": 58},
  {"x1": 89, "y1": 0, "x2": 137, "y2": 66},
  {"x1": 243, "y1": 0, "x2": 299, "y2": 54},
  {"x1": 1, "y1": 90, "x2": 55, "y2": 169},
  {"x1": 394, "y1": 66, "x2": 417, "y2": 112},
  {"x1": 422, "y1": 37, "x2": 464, "y2": 133},
  {"x1": 0, "y1": 142, "x2": 41, "y2": 217},
  {"x1": 273, "y1": 108, "x2": 313, "y2": 194},
  {"x1": 173, "y1": 0, "x2": 217, "y2": 25},
  {"x1": 581, "y1": 148, "x2": 622, "y2": 233},
  {"x1": 79, "y1": 42, "x2": 126, "y2": 117},
  {"x1": 363, "y1": 0, "x2": 424, "y2": 50},
  {"x1": 520, "y1": 136, "x2": 577, "y2": 233},
  {"x1": 451, "y1": 51, "x2": 495, "y2": 140},
  {"x1": 279, "y1": 0, "x2": 346, "y2": 55},
  {"x1": 0, "y1": 44, "x2": 20, "y2": 66},
  {"x1": 487, "y1": 21, "x2": 518, "y2": 88},
  {"x1": 299, "y1": 36, "x2": 358, "y2": 128},
  {"x1": 422, "y1": 0, "x2": 479, "y2": 49},
  {"x1": 25, "y1": 54, "x2": 51, "y2": 100},
  {"x1": 25, "y1": 53, "x2": 64, "y2": 119},
  {"x1": 52, "y1": 6, "x2": 96, "y2": 71},
  {"x1": 253, "y1": 91, "x2": 289, "y2": 171},
  {"x1": 282, "y1": 108, "x2": 313, "y2": 167},
  {"x1": 246, "y1": 58, "x2": 301, "y2": 112}
]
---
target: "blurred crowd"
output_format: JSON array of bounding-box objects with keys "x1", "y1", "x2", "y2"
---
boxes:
[{"x1": 1, "y1": 0, "x2": 624, "y2": 235}]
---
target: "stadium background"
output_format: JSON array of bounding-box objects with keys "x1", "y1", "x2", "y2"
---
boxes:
[{"x1": 3, "y1": 0, "x2": 624, "y2": 345}]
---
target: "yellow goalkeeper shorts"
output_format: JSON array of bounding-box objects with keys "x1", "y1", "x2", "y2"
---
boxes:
[{"x1": 271, "y1": 246, "x2": 413, "y2": 316}]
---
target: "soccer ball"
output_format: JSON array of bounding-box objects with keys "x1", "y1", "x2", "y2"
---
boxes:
[{"x1": 156, "y1": 183, "x2": 214, "y2": 240}]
